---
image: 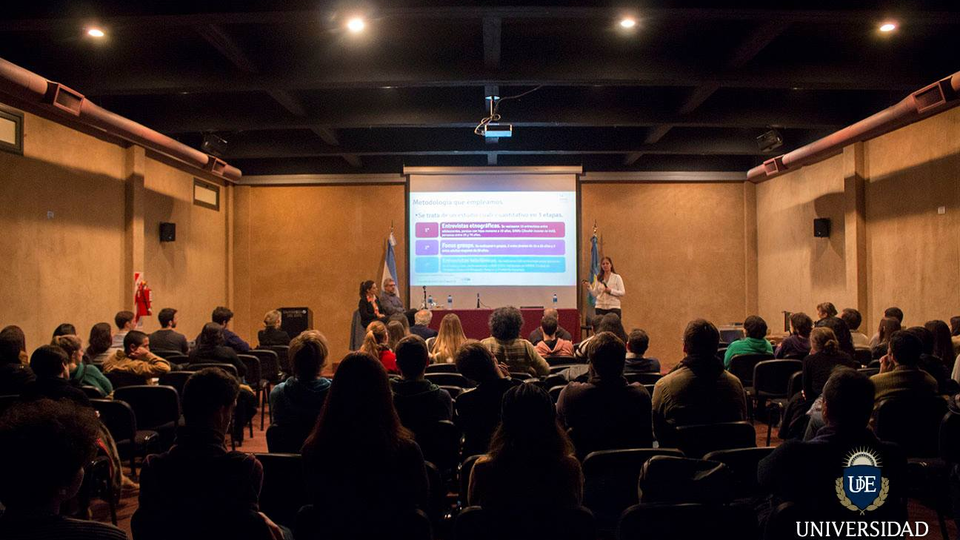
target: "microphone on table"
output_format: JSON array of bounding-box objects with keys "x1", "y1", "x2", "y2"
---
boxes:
[{"x1": 476, "y1": 293, "x2": 481, "y2": 308}]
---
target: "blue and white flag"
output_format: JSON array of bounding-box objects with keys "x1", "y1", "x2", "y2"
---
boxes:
[
  {"x1": 588, "y1": 232, "x2": 600, "y2": 307},
  {"x1": 382, "y1": 230, "x2": 400, "y2": 300}
]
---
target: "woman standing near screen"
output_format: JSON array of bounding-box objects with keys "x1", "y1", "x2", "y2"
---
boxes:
[{"x1": 583, "y1": 256, "x2": 625, "y2": 319}]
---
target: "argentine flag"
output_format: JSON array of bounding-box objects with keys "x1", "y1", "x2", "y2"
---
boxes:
[
  {"x1": 382, "y1": 231, "x2": 400, "y2": 300},
  {"x1": 588, "y1": 233, "x2": 600, "y2": 307}
]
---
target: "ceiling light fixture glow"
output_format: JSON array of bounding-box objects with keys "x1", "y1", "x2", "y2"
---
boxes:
[
  {"x1": 620, "y1": 18, "x2": 637, "y2": 29},
  {"x1": 87, "y1": 28, "x2": 105, "y2": 38},
  {"x1": 879, "y1": 22, "x2": 896, "y2": 32},
  {"x1": 346, "y1": 17, "x2": 366, "y2": 33}
]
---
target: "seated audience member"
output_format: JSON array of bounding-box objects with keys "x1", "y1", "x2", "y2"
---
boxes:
[
  {"x1": 820, "y1": 316, "x2": 857, "y2": 359},
  {"x1": 0, "y1": 325, "x2": 29, "y2": 365},
  {"x1": 468, "y1": 384, "x2": 583, "y2": 510},
  {"x1": 58, "y1": 335, "x2": 112, "y2": 397},
  {"x1": 269, "y1": 330, "x2": 331, "y2": 432},
  {"x1": 404, "y1": 308, "x2": 419, "y2": 328},
  {"x1": 759, "y1": 370, "x2": 907, "y2": 522},
  {"x1": 85, "y1": 322, "x2": 117, "y2": 365},
  {"x1": 926, "y1": 319, "x2": 956, "y2": 372},
  {"x1": 257, "y1": 309, "x2": 291, "y2": 347},
  {"x1": 527, "y1": 308, "x2": 573, "y2": 345},
  {"x1": 386, "y1": 320, "x2": 406, "y2": 352},
  {"x1": 102, "y1": 331, "x2": 171, "y2": 378},
  {"x1": 410, "y1": 309, "x2": 438, "y2": 340},
  {"x1": 134, "y1": 368, "x2": 283, "y2": 540},
  {"x1": 652, "y1": 319, "x2": 747, "y2": 445},
  {"x1": 389, "y1": 312, "x2": 412, "y2": 335},
  {"x1": 358, "y1": 280, "x2": 387, "y2": 330},
  {"x1": 625, "y1": 328, "x2": 661, "y2": 373},
  {"x1": 189, "y1": 323, "x2": 246, "y2": 378},
  {"x1": 951, "y1": 316, "x2": 960, "y2": 357},
  {"x1": 301, "y1": 353, "x2": 429, "y2": 534},
  {"x1": 904, "y1": 326, "x2": 952, "y2": 393},
  {"x1": 575, "y1": 313, "x2": 626, "y2": 359},
  {"x1": 51, "y1": 323, "x2": 77, "y2": 342},
  {"x1": 379, "y1": 277, "x2": 405, "y2": 317},
  {"x1": 22, "y1": 345, "x2": 91, "y2": 407},
  {"x1": 723, "y1": 315, "x2": 774, "y2": 368},
  {"x1": 0, "y1": 333, "x2": 34, "y2": 395},
  {"x1": 360, "y1": 320, "x2": 397, "y2": 373},
  {"x1": 534, "y1": 316, "x2": 574, "y2": 358},
  {"x1": 814, "y1": 302, "x2": 838, "y2": 328},
  {"x1": 869, "y1": 306, "x2": 904, "y2": 348},
  {"x1": 871, "y1": 316, "x2": 901, "y2": 360},
  {"x1": 0, "y1": 400, "x2": 127, "y2": 540},
  {"x1": 112, "y1": 310, "x2": 135, "y2": 349},
  {"x1": 557, "y1": 332, "x2": 652, "y2": 456},
  {"x1": 802, "y1": 328, "x2": 859, "y2": 402},
  {"x1": 841, "y1": 308, "x2": 870, "y2": 350},
  {"x1": 455, "y1": 341, "x2": 521, "y2": 457},
  {"x1": 871, "y1": 330, "x2": 938, "y2": 403},
  {"x1": 391, "y1": 336, "x2": 453, "y2": 432},
  {"x1": 209, "y1": 306, "x2": 250, "y2": 353},
  {"x1": 148, "y1": 308, "x2": 189, "y2": 354},
  {"x1": 775, "y1": 312, "x2": 813, "y2": 359},
  {"x1": 431, "y1": 313, "x2": 467, "y2": 364},
  {"x1": 481, "y1": 306, "x2": 549, "y2": 377}
]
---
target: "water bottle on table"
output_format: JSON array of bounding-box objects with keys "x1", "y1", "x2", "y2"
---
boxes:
[
  {"x1": 553, "y1": 293, "x2": 558, "y2": 307},
  {"x1": 447, "y1": 295, "x2": 453, "y2": 310},
  {"x1": 427, "y1": 295, "x2": 434, "y2": 310}
]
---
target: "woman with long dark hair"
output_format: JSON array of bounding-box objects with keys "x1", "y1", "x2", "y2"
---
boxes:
[
  {"x1": 358, "y1": 280, "x2": 387, "y2": 329},
  {"x1": 468, "y1": 383, "x2": 582, "y2": 510},
  {"x1": 301, "y1": 352, "x2": 428, "y2": 534},
  {"x1": 871, "y1": 317, "x2": 901, "y2": 360},
  {"x1": 925, "y1": 320, "x2": 955, "y2": 371},
  {"x1": 85, "y1": 322, "x2": 115, "y2": 365},
  {"x1": 583, "y1": 256, "x2": 625, "y2": 318}
]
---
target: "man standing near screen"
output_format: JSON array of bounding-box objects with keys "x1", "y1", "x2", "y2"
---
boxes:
[{"x1": 583, "y1": 256, "x2": 625, "y2": 319}]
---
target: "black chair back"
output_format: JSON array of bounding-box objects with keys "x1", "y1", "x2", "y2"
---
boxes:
[
  {"x1": 414, "y1": 420, "x2": 461, "y2": 475},
  {"x1": 729, "y1": 353, "x2": 774, "y2": 388},
  {"x1": 181, "y1": 362, "x2": 239, "y2": 379},
  {"x1": 265, "y1": 424, "x2": 311, "y2": 454},
  {"x1": 425, "y1": 363, "x2": 458, "y2": 373},
  {"x1": 703, "y1": 447, "x2": 776, "y2": 499},
  {"x1": 624, "y1": 372, "x2": 662, "y2": 385},
  {"x1": 508, "y1": 371, "x2": 534, "y2": 380},
  {"x1": 113, "y1": 385, "x2": 180, "y2": 447},
  {"x1": 424, "y1": 372, "x2": 475, "y2": 388},
  {"x1": 263, "y1": 345, "x2": 291, "y2": 374},
  {"x1": 618, "y1": 502, "x2": 756, "y2": 540},
  {"x1": 675, "y1": 421, "x2": 757, "y2": 458},
  {"x1": 249, "y1": 349, "x2": 282, "y2": 384},
  {"x1": 753, "y1": 360, "x2": 803, "y2": 400},
  {"x1": 548, "y1": 385, "x2": 565, "y2": 403},
  {"x1": 297, "y1": 504, "x2": 432, "y2": 540},
  {"x1": 459, "y1": 454, "x2": 483, "y2": 508},
  {"x1": 440, "y1": 385, "x2": 463, "y2": 399},
  {"x1": 80, "y1": 385, "x2": 105, "y2": 399},
  {"x1": 582, "y1": 448, "x2": 684, "y2": 529},
  {"x1": 875, "y1": 395, "x2": 948, "y2": 458},
  {"x1": 547, "y1": 355, "x2": 580, "y2": 367},
  {"x1": 858, "y1": 367, "x2": 880, "y2": 377},
  {"x1": 150, "y1": 349, "x2": 181, "y2": 358},
  {"x1": 638, "y1": 456, "x2": 733, "y2": 504},
  {"x1": 105, "y1": 371, "x2": 148, "y2": 389},
  {"x1": 157, "y1": 371, "x2": 193, "y2": 397},
  {"x1": 238, "y1": 354, "x2": 262, "y2": 388},
  {"x1": 854, "y1": 348, "x2": 873, "y2": 367},
  {"x1": 455, "y1": 505, "x2": 595, "y2": 540},
  {"x1": 91, "y1": 398, "x2": 137, "y2": 443},
  {"x1": 255, "y1": 453, "x2": 306, "y2": 528}
]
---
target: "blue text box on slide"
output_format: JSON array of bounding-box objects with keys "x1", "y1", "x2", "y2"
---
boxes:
[
  {"x1": 440, "y1": 257, "x2": 566, "y2": 273},
  {"x1": 415, "y1": 257, "x2": 440, "y2": 273}
]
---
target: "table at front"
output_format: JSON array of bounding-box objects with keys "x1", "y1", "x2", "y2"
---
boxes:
[{"x1": 426, "y1": 308, "x2": 581, "y2": 342}]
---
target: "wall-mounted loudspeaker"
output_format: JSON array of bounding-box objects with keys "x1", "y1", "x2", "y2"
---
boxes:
[
  {"x1": 813, "y1": 218, "x2": 831, "y2": 238},
  {"x1": 160, "y1": 222, "x2": 176, "y2": 242}
]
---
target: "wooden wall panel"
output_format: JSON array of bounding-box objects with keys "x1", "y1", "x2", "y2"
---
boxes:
[{"x1": 581, "y1": 182, "x2": 748, "y2": 369}]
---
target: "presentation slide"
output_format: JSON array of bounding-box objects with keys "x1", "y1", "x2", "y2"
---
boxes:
[{"x1": 409, "y1": 191, "x2": 577, "y2": 287}]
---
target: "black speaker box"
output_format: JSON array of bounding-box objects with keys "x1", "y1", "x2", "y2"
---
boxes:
[
  {"x1": 813, "y1": 218, "x2": 831, "y2": 238},
  {"x1": 159, "y1": 222, "x2": 176, "y2": 242},
  {"x1": 279, "y1": 307, "x2": 312, "y2": 338}
]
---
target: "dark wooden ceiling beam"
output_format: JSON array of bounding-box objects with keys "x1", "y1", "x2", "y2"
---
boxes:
[
  {"x1": 194, "y1": 24, "x2": 259, "y2": 73},
  {"x1": 311, "y1": 127, "x2": 340, "y2": 146},
  {"x1": 483, "y1": 17, "x2": 502, "y2": 70}
]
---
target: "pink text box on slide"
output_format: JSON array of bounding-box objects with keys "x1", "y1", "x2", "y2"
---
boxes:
[
  {"x1": 440, "y1": 222, "x2": 565, "y2": 238},
  {"x1": 415, "y1": 222, "x2": 439, "y2": 238}
]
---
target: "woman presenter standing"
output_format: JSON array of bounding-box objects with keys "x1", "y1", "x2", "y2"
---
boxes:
[{"x1": 583, "y1": 256, "x2": 625, "y2": 319}]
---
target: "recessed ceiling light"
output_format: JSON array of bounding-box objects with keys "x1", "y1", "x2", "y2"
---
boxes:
[
  {"x1": 879, "y1": 22, "x2": 897, "y2": 32},
  {"x1": 620, "y1": 18, "x2": 637, "y2": 29},
  {"x1": 346, "y1": 17, "x2": 366, "y2": 33},
  {"x1": 87, "y1": 28, "x2": 105, "y2": 38}
]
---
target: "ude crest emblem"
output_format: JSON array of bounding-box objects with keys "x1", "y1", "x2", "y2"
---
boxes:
[{"x1": 835, "y1": 448, "x2": 889, "y2": 514}]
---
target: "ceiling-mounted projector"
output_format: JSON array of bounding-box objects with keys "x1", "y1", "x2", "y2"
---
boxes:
[{"x1": 483, "y1": 123, "x2": 513, "y2": 138}]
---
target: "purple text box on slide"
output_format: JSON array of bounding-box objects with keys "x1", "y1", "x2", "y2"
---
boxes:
[
  {"x1": 416, "y1": 222, "x2": 439, "y2": 238},
  {"x1": 440, "y1": 222, "x2": 565, "y2": 238},
  {"x1": 415, "y1": 240, "x2": 440, "y2": 256},
  {"x1": 440, "y1": 240, "x2": 565, "y2": 256}
]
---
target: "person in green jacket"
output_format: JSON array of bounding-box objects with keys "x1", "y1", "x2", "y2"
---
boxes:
[
  {"x1": 57, "y1": 334, "x2": 113, "y2": 396},
  {"x1": 724, "y1": 315, "x2": 774, "y2": 368}
]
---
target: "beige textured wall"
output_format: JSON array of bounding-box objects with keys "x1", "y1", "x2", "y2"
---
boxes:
[
  {"x1": 0, "y1": 111, "x2": 127, "y2": 348},
  {"x1": 756, "y1": 155, "x2": 849, "y2": 330},
  {"x1": 232, "y1": 184, "x2": 406, "y2": 360},
  {"x1": 581, "y1": 182, "x2": 749, "y2": 369},
  {"x1": 0, "y1": 107, "x2": 230, "y2": 350},
  {"x1": 863, "y1": 107, "x2": 960, "y2": 331},
  {"x1": 141, "y1": 159, "x2": 229, "y2": 337}
]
